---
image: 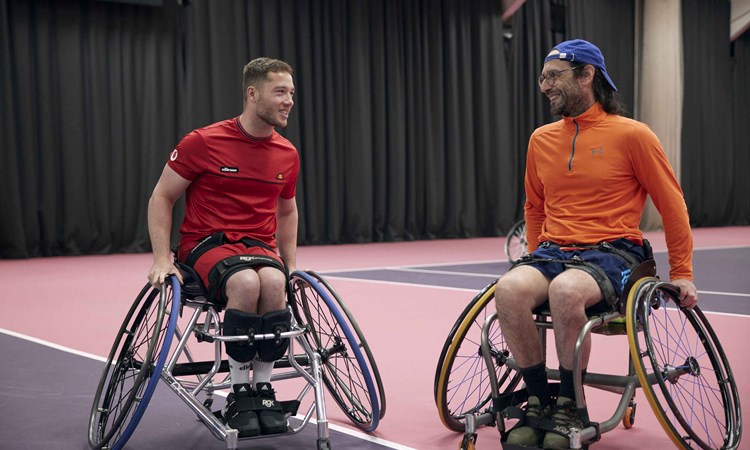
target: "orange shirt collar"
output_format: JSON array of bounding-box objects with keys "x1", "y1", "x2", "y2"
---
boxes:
[{"x1": 562, "y1": 102, "x2": 606, "y2": 131}]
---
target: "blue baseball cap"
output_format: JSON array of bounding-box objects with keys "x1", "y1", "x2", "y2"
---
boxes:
[{"x1": 544, "y1": 39, "x2": 617, "y2": 92}]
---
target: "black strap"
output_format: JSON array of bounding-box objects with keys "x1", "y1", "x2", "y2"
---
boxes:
[
  {"x1": 183, "y1": 233, "x2": 225, "y2": 268},
  {"x1": 183, "y1": 232, "x2": 276, "y2": 268}
]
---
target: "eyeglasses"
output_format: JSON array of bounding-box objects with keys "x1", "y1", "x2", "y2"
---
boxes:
[{"x1": 537, "y1": 66, "x2": 580, "y2": 86}]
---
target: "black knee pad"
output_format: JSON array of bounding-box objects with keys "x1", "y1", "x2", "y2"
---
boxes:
[
  {"x1": 257, "y1": 309, "x2": 292, "y2": 362},
  {"x1": 223, "y1": 309, "x2": 263, "y2": 363}
]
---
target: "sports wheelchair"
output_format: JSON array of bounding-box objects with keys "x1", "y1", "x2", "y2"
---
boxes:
[
  {"x1": 434, "y1": 259, "x2": 742, "y2": 449},
  {"x1": 88, "y1": 264, "x2": 386, "y2": 450},
  {"x1": 504, "y1": 220, "x2": 528, "y2": 264}
]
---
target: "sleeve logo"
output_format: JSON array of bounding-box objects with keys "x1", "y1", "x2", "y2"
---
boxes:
[{"x1": 170, "y1": 149, "x2": 178, "y2": 161}]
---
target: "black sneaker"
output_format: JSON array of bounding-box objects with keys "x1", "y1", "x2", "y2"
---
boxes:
[
  {"x1": 255, "y1": 382, "x2": 288, "y2": 435},
  {"x1": 223, "y1": 384, "x2": 260, "y2": 437}
]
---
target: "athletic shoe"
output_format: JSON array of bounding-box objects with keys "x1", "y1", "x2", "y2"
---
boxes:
[
  {"x1": 255, "y1": 382, "x2": 288, "y2": 435},
  {"x1": 505, "y1": 395, "x2": 548, "y2": 447},
  {"x1": 542, "y1": 396, "x2": 584, "y2": 449},
  {"x1": 223, "y1": 383, "x2": 260, "y2": 437}
]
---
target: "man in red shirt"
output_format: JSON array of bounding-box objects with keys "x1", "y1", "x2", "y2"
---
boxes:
[
  {"x1": 497, "y1": 40, "x2": 698, "y2": 449},
  {"x1": 147, "y1": 57, "x2": 299, "y2": 438}
]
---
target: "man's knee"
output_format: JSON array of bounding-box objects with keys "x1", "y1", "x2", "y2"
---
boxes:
[
  {"x1": 258, "y1": 309, "x2": 292, "y2": 362},
  {"x1": 258, "y1": 267, "x2": 288, "y2": 309},
  {"x1": 548, "y1": 270, "x2": 600, "y2": 309},
  {"x1": 225, "y1": 270, "x2": 262, "y2": 308},
  {"x1": 495, "y1": 267, "x2": 548, "y2": 313}
]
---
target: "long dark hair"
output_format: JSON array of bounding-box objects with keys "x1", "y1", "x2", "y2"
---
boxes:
[{"x1": 575, "y1": 67, "x2": 629, "y2": 116}]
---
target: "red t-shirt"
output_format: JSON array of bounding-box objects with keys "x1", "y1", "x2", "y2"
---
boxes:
[{"x1": 168, "y1": 117, "x2": 300, "y2": 253}]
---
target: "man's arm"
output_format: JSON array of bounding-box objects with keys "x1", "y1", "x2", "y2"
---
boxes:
[
  {"x1": 630, "y1": 126, "x2": 697, "y2": 308},
  {"x1": 276, "y1": 196, "x2": 299, "y2": 273},
  {"x1": 523, "y1": 140, "x2": 545, "y2": 252},
  {"x1": 147, "y1": 164, "x2": 191, "y2": 287}
]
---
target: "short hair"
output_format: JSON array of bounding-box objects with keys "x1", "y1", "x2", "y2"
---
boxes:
[
  {"x1": 242, "y1": 57, "x2": 294, "y2": 105},
  {"x1": 573, "y1": 66, "x2": 629, "y2": 116}
]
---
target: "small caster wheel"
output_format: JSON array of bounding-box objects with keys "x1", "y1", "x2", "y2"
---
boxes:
[
  {"x1": 460, "y1": 433, "x2": 477, "y2": 450},
  {"x1": 623, "y1": 402, "x2": 636, "y2": 429},
  {"x1": 203, "y1": 397, "x2": 214, "y2": 409}
]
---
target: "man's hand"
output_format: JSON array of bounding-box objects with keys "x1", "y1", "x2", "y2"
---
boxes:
[
  {"x1": 671, "y1": 278, "x2": 698, "y2": 309},
  {"x1": 148, "y1": 259, "x2": 184, "y2": 288}
]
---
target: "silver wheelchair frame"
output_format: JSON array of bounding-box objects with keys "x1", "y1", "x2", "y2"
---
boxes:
[
  {"x1": 88, "y1": 268, "x2": 385, "y2": 450},
  {"x1": 435, "y1": 261, "x2": 742, "y2": 450}
]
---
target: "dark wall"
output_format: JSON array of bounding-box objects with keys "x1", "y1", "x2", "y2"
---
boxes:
[{"x1": 1, "y1": 0, "x2": 747, "y2": 258}]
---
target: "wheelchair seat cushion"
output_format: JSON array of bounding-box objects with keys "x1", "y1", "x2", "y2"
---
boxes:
[{"x1": 176, "y1": 263, "x2": 210, "y2": 301}]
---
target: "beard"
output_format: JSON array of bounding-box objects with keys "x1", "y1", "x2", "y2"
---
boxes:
[
  {"x1": 549, "y1": 87, "x2": 589, "y2": 117},
  {"x1": 256, "y1": 100, "x2": 288, "y2": 129}
]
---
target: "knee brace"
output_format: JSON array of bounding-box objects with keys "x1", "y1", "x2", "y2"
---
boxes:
[
  {"x1": 257, "y1": 309, "x2": 292, "y2": 362},
  {"x1": 223, "y1": 309, "x2": 263, "y2": 363}
]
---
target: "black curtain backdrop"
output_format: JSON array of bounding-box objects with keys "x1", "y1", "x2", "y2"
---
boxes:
[
  {"x1": 681, "y1": 0, "x2": 750, "y2": 227},
  {"x1": 508, "y1": 0, "x2": 558, "y2": 222},
  {"x1": 566, "y1": 0, "x2": 635, "y2": 116},
  {"x1": 1, "y1": 0, "x2": 748, "y2": 258}
]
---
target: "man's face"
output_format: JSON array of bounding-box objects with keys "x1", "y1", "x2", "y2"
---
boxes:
[
  {"x1": 538, "y1": 60, "x2": 588, "y2": 117},
  {"x1": 254, "y1": 71, "x2": 295, "y2": 128}
]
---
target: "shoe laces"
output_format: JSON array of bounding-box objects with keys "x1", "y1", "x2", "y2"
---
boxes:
[
  {"x1": 551, "y1": 399, "x2": 581, "y2": 427},
  {"x1": 524, "y1": 401, "x2": 548, "y2": 418}
]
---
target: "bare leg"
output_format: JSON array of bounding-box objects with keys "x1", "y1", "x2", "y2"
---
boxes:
[
  {"x1": 494, "y1": 265, "x2": 550, "y2": 367},
  {"x1": 497, "y1": 266, "x2": 554, "y2": 446},
  {"x1": 547, "y1": 269, "x2": 601, "y2": 370},
  {"x1": 225, "y1": 269, "x2": 261, "y2": 312},
  {"x1": 257, "y1": 266, "x2": 288, "y2": 313}
]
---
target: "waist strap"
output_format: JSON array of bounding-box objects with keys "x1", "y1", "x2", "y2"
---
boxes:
[{"x1": 183, "y1": 232, "x2": 274, "y2": 268}]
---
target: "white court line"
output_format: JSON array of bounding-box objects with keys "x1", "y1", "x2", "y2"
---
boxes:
[
  {"x1": 0, "y1": 327, "x2": 416, "y2": 450},
  {"x1": 322, "y1": 275, "x2": 482, "y2": 293},
  {"x1": 0, "y1": 327, "x2": 107, "y2": 362},
  {"x1": 316, "y1": 243, "x2": 749, "y2": 274},
  {"x1": 699, "y1": 290, "x2": 750, "y2": 298},
  {"x1": 312, "y1": 258, "x2": 501, "y2": 274},
  {"x1": 392, "y1": 267, "x2": 498, "y2": 278},
  {"x1": 322, "y1": 277, "x2": 750, "y2": 318}
]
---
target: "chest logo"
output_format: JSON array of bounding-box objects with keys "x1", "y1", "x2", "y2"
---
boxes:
[
  {"x1": 276, "y1": 173, "x2": 285, "y2": 180},
  {"x1": 221, "y1": 166, "x2": 239, "y2": 173},
  {"x1": 590, "y1": 147, "x2": 604, "y2": 156}
]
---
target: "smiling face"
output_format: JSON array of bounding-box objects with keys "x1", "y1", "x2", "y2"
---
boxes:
[
  {"x1": 251, "y1": 71, "x2": 295, "y2": 129},
  {"x1": 539, "y1": 60, "x2": 594, "y2": 117}
]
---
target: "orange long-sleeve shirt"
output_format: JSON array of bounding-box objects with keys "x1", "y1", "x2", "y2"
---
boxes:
[{"x1": 524, "y1": 103, "x2": 693, "y2": 281}]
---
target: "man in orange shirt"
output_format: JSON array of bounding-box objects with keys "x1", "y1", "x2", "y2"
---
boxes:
[{"x1": 496, "y1": 39, "x2": 698, "y2": 449}]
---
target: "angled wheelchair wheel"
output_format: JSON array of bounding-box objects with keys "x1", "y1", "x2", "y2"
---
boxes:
[
  {"x1": 504, "y1": 219, "x2": 527, "y2": 264},
  {"x1": 290, "y1": 270, "x2": 385, "y2": 432},
  {"x1": 88, "y1": 277, "x2": 180, "y2": 450},
  {"x1": 435, "y1": 281, "x2": 523, "y2": 432},
  {"x1": 626, "y1": 277, "x2": 742, "y2": 450}
]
